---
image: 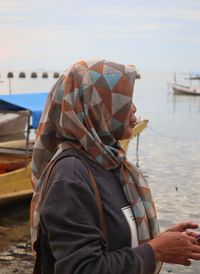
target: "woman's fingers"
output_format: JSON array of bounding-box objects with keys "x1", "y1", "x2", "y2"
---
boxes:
[
  {"x1": 181, "y1": 232, "x2": 200, "y2": 245},
  {"x1": 186, "y1": 230, "x2": 199, "y2": 237},
  {"x1": 166, "y1": 222, "x2": 199, "y2": 233},
  {"x1": 182, "y1": 222, "x2": 199, "y2": 229},
  {"x1": 185, "y1": 234, "x2": 199, "y2": 244}
]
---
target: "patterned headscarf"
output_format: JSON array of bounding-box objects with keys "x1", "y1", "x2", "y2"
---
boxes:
[{"x1": 30, "y1": 59, "x2": 159, "y2": 250}]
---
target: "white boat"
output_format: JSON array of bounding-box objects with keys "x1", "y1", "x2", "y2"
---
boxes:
[
  {"x1": 171, "y1": 84, "x2": 200, "y2": 96},
  {"x1": 169, "y1": 72, "x2": 200, "y2": 96}
]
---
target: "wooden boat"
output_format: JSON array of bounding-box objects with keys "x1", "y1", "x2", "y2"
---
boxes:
[
  {"x1": 0, "y1": 138, "x2": 32, "y2": 204},
  {"x1": 0, "y1": 139, "x2": 33, "y2": 174},
  {"x1": 0, "y1": 155, "x2": 29, "y2": 174},
  {"x1": 0, "y1": 138, "x2": 34, "y2": 155},
  {"x1": 0, "y1": 92, "x2": 48, "y2": 205},
  {"x1": 0, "y1": 164, "x2": 32, "y2": 205}
]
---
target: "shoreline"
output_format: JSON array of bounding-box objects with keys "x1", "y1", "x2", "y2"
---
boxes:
[{"x1": 0, "y1": 239, "x2": 34, "y2": 274}]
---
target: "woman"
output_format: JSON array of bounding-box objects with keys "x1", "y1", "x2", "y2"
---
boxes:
[{"x1": 30, "y1": 60, "x2": 200, "y2": 274}]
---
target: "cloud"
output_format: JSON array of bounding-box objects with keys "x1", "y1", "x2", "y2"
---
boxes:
[
  {"x1": 1, "y1": 0, "x2": 200, "y2": 26},
  {"x1": 0, "y1": 0, "x2": 200, "y2": 70}
]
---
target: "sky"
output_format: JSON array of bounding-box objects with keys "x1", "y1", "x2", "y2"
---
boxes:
[{"x1": 0, "y1": 0, "x2": 200, "y2": 72}]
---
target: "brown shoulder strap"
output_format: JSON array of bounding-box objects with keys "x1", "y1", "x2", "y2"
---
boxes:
[
  {"x1": 81, "y1": 158, "x2": 108, "y2": 249},
  {"x1": 41, "y1": 152, "x2": 108, "y2": 246}
]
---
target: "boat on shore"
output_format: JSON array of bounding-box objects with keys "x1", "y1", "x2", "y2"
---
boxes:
[
  {"x1": 0, "y1": 139, "x2": 34, "y2": 174},
  {"x1": 0, "y1": 164, "x2": 32, "y2": 205},
  {"x1": 0, "y1": 92, "x2": 48, "y2": 205}
]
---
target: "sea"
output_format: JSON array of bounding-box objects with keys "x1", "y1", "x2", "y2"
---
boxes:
[{"x1": 0, "y1": 70, "x2": 200, "y2": 273}]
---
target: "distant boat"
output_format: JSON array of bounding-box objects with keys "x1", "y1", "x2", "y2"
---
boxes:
[
  {"x1": 171, "y1": 84, "x2": 200, "y2": 96},
  {"x1": 169, "y1": 72, "x2": 200, "y2": 96}
]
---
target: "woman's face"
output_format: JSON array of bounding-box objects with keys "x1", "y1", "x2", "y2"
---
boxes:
[{"x1": 119, "y1": 103, "x2": 137, "y2": 140}]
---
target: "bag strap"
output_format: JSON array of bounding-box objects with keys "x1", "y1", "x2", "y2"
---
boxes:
[
  {"x1": 33, "y1": 151, "x2": 108, "y2": 274},
  {"x1": 41, "y1": 152, "x2": 108, "y2": 243},
  {"x1": 81, "y1": 157, "x2": 108, "y2": 245},
  {"x1": 33, "y1": 232, "x2": 42, "y2": 274}
]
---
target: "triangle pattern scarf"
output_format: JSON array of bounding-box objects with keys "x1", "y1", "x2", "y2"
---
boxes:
[{"x1": 30, "y1": 59, "x2": 159, "y2": 252}]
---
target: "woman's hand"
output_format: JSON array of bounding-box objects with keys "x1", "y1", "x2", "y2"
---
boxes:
[
  {"x1": 165, "y1": 222, "x2": 200, "y2": 240},
  {"x1": 165, "y1": 221, "x2": 199, "y2": 233},
  {"x1": 148, "y1": 231, "x2": 200, "y2": 266}
]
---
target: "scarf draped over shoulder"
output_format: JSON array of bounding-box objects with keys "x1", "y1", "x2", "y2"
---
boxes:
[{"x1": 30, "y1": 59, "x2": 159, "y2": 251}]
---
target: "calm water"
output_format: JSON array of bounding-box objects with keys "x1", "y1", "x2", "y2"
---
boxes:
[
  {"x1": 0, "y1": 70, "x2": 200, "y2": 273},
  {"x1": 130, "y1": 71, "x2": 200, "y2": 273}
]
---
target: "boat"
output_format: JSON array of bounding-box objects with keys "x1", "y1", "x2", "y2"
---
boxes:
[
  {"x1": 0, "y1": 163, "x2": 32, "y2": 204},
  {"x1": 0, "y1": 139, "x2": 34, "y2": 174},
  {"x1": 0, "y1": 155, "x2": 30, "y2": 175},
  {"x1": 170, "y1": 72, "x2": 200, "y2": 96},
  {"x1": 171, "y1": 84, "x2": 200, "y2": 96},
  {"x1": 0, "y1": 92, "x2": 48, "y2": 205},
  {"x1": 0, "y1": 111, "x2": 28, "y2": 141},
  {"x1": 0, "y1": 92, "x2": 148, "y2": 204}
]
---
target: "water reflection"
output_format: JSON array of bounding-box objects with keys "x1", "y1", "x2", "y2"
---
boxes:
[
  {"x1": 129, "y1": 72, "x2": 200, "y2": 272},
  {"x1": 169, "y1": 92, "x2": 200, "y2": 115}
]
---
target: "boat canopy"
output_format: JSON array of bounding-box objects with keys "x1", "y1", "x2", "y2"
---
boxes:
[
  {"x1": 0, "y1": 92, "x2": 48, "y2": 129},
  {"x1": 188, "y1": 71, "x2": 200, "y2": 80}
]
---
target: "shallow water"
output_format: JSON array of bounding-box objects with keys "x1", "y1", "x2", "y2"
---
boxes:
[
  {"x1": 0, "y1": 70, "x2": 200, "y2": 273},
  {"x1": 128, "y1": 71, "x2": 200, "y2": 273}
]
